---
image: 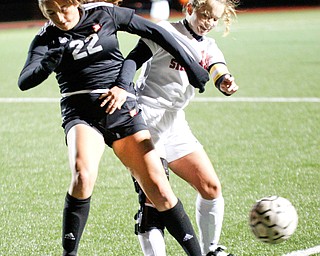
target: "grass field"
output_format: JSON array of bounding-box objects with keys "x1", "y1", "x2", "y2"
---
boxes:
[{"x1": 0, "y1": 8, "x2": 320, "y2": 256}]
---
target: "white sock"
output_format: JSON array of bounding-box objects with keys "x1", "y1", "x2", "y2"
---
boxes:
[
  {"x1": 196, "y1": 194, "x2": 225, "y2": 254},
  {"x1": 138, "y1": 229, "x2": 167, "y2": 256}
]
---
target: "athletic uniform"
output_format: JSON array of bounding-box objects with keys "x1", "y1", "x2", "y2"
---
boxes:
[
  {"x1": 118, "y1": 19, "x2": 233, "y2": 256},
  {"x1": 132, "y1": 19, "x2": 229, "y2": 161},
  {"x1": 18, "y1": 3, "x2": 207, "y2": 147},
  {"x1": 18, "y1": 3, "x2": 212, "y2": 255}
]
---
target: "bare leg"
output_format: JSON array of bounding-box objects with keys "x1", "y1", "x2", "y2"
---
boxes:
[
  {"x1": 169, "y1": 148, "x2": 224, "y2": 254},
  {"x1": 113, "y1": 130, "x2": 176, "y2": 210},
  {"x1": 62, "y1": 124, "x2": 105, "y2": 256},
  {"x1": 67, "y1": 124, "x2": 105, "y2": 198},
  {"x1": 113, "y1": 130, "x2": 202, "y2": 255}
]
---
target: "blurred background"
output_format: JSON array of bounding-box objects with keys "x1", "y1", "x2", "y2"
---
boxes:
[{"x1": 0, "y1": 0, "x2": 319, "y2": 22}]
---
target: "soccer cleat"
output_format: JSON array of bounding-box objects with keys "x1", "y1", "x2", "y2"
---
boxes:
[{"x1": 206, "y1": 245, "x2": 234, "y2": 256}]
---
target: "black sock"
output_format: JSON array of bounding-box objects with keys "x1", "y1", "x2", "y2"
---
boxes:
[
  {"x1": 159, "y1": 199, "x2": 202, "y2": 256},
  {"x1": 62, "y1": 193, "x2": 91, "y2": 256}
]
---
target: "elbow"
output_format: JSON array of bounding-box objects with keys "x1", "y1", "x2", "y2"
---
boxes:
[
  {"x1": 18, "y1": 85, "x2": 28, "y2": 91},
  {"x1": 19, "y1": 86, "x2": 29, "y2": 91},
  {"x1": 18, "y1": 79, "x2": 28, "y2": 91},
  {"x1": 17, "y1": 66, "x2": 47, "y2": 91},
  {"x1": 18, "y1": 76, "x2": 32, "y2": 91},
  {"x1": 18, "y1": 69, "x2": 30, "y2": 91}
]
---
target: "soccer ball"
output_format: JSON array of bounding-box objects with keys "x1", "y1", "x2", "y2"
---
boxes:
[{"x1": 249, "y1": 196, "x2": 298, "y2": 244}]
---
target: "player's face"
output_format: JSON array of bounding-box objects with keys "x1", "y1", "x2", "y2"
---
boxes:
[
  {"x1": 41, "y1": 0, "x2": 80, "y2": 31},
  {"x1": 187, "y1": 0, "x2": 225, "y2": 36}
]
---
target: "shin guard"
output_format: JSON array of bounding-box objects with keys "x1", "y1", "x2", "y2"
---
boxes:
[{"x1": 62, "y1": 193, "x2": 91, "y2": 256}]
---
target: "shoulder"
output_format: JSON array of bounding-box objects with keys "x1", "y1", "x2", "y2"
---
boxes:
[
  {"x1": 35, "y1": 21, "x2": 58, "y2": 45},
  {"x1": 82, "y1": 2, "x2": 134, "y2": 23},
  {"x1": 169, "y1": 20, "x2": 185, "y2": 30},
  {"x1": 82, "y1": 2, "x2": 114, "y2": 11},
  {"x1": 82, "y1": 2, "x2": 134, "y2": 14},
  {"x1": 37, "y1": 21, "x2": 54, "y2": 36},
  {"x1": 37, "y1": 20, "x2": 66, "y2": 40},
  {"x1": 203, "y1": 36, "x2": 226, "y2": 64},
  {"x1": 203, "y1": 35, "x2": 216, "y2": 45},
  {"x1": 203, "y1": 36, "x2": 222, "y2": 54}
]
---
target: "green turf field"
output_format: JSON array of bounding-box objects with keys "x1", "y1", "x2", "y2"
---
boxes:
[{"x1": 0, "y1": 8, "x2": 319, "y2": 256}]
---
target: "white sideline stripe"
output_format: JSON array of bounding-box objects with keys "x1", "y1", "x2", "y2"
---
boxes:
[
  {"x1": 0, "y1": 98, "x2": 59, "y2": 102},
  {"x1": 0, "y1": 97, "x2": 320, "y2": 103},
  {"x1": 192, "y1": 97, "x2": 320, "y2": 103},
  {"x1": 282, "y1": 245, "x2": 320, "y2": 256}
]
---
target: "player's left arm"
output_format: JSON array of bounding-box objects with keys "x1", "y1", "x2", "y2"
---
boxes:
[
  {"x1": 209, "y1": 62, "x2": 239, "y2": 96},
  {"x1": 99, "y1": 39, "x2": 152, "y2": 114}
]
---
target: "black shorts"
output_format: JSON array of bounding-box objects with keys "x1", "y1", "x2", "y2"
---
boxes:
[{"x1": 61, "y1": 93, "x2": 148, "y2": 147}]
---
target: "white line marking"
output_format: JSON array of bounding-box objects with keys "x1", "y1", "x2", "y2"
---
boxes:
[
  {"x1": 282, "y1": 245, "x2": 320, "y2": 256},
  {"x1": 0, "y1": 98, "x2": 60, "y2": 102},
  {"x1": 192, "y1": 97, "x2": 320, "y2": 103},
  {"x1": 0, "y1": 97, "x2": 320, "y2": 103}
]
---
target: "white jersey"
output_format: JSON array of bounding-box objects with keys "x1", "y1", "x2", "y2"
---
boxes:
[{"x1": 136, "y1": 20, "x2": 226, "y2": 111}]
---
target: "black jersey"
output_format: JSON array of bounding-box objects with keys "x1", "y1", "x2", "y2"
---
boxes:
[
  {"x1": 18, "y1": 2, "x2": 209, "y2": 95},
  {"x1": 19, "y1": 3, "x2": 135, "y2": 94}
]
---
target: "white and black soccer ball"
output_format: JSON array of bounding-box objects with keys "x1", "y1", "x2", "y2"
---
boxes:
[{"x1": 249, "y1": 196, "x2": 298, "y2": 244}]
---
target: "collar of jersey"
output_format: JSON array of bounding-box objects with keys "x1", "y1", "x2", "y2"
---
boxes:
[{"x1": 183, "y1": 19, "x2": 203, "y2": 42}]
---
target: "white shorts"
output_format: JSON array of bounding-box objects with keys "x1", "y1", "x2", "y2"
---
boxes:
[
  {"x1": 150, "y1": 0, "x2": 170, "y2": 21},
  {"x1": 140, "y1": 104, "x2": 202, "y2": 163}
]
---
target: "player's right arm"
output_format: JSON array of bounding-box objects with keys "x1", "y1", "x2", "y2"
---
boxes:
[
  {"x1": 18, "y1": 33, "x2": 64, "y2": 91},
  {"x1": 18, "y1": 35, "x2": 48, "y2": 91}
]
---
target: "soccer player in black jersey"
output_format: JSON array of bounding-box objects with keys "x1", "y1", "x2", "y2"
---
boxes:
[{"x1": 18, "y1": 0, "x2": 209, "y2": 255}]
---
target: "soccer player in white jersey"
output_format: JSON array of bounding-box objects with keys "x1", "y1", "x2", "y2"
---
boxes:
[{"x1": 104, "y1": 0, "x2": 239, "y2": 255}]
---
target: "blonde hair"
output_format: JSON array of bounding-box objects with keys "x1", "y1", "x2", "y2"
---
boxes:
[{"x1": 185, "y1": 0, "x2": 238, "y2": 35}]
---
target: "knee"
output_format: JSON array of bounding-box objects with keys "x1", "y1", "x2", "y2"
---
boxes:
[
  {"x1": 71, "y1": 158, "x2": 96, "y2": 191},
  {"x1": 199, "y1": 180, "x2": 222, "y2": 200}
]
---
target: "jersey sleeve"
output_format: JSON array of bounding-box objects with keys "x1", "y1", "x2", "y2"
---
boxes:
[
  {"x1": 139, "y1": 37, "x2": 160, "y2": 55},
  {"x1": 206, "y1": 39, "x2": 232, "y2": 96},
  {"x1": 127, "y1": 15, "x2": 194, "y2": 70},
  {"x1": 206, "y1": 39, "x2": 226, "y2": 68},
  {"x1": 124, "y1": 14, "x2": 209, "y2": 92},
  {"x1": 18, "y1": 28, "x2": 51, "y2": 91},
  {"x1": 124, "y1": 14, "x2": 195, "y2": 67},
  {"x1": 112, "y1": 5, "x2": 136, "y2": 30},
  {"x1": 116, "y1": 40, "x2": 153, "y2": 90}
]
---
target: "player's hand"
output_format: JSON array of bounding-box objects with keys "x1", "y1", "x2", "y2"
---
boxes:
[
  {"x1": 219, "y1": 74, "x2": 239, "y2": 95},
  {"x1": 99, "y1": 86, "x2": 128, "y2": 114},
  {"x1": 186, "y1": 61, "x2": 209, "y2": 93},
  {"x1": 40, "y1": 46, "x2": 65, "y2": 74}
]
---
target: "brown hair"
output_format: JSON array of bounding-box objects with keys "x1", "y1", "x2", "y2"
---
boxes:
[
  {"x1": 38, "y1": 0, "x2": 122, "y2": 18},
  {"x1": 38, "y1": 0, "x2": 122, "y2": 10}
]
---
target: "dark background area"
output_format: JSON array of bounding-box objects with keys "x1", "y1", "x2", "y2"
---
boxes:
[{"x1": 0, "y1": 0, "x2": 319, "y2": 22}]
